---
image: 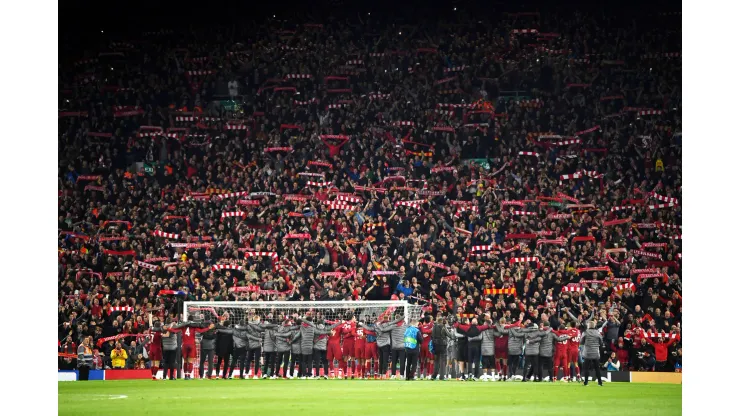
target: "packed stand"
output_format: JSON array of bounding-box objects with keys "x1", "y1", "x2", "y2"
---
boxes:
[{"x1": 58, "y1": 6, "x2": 682, "y2": 377}]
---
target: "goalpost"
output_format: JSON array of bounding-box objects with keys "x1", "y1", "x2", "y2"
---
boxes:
[{"x1": 183, "y1": 300, "x2": 425, "y2": 378}]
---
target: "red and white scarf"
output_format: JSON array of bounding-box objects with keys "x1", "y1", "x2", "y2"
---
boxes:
[
  {"x1": 221, "y1": 211, "x2": 246, "y2": 219},
  {"x1": 212, "y1": 264, "x2": 243, "y2": 272},
  {"x1": 519, "y1": 151, "x2": 539, "y2": 157},
  {"x1": 420, "y1": 259, "x2": 450, "y2": 271},
  {"x1": 536, "y1": 238, "x2": 567, "y2": 245},
  {"x1": 509, "y1": 257, "x2": 540, "y2": 267},
  {"x1": 632, "y1": 249, "x2": 662, "y2": 259},
  {"x1": 136, "y1": 260, "x2": 159, "y2": 271},
  {"x1": 614, "y1": 283, "x2": 636, "y2": 292},
  {"x1": 285, "y1": 233, "x2": 311, "y2": 239},
  {"x1": 151, "y1": 230, "x2": 179, "y2": 239},
  {"x1": 108, "y1": 306, "x2": 134, "y2": 314},
  {"x1": 169, "y1": 242, "x2": 213, "y2": 249}
]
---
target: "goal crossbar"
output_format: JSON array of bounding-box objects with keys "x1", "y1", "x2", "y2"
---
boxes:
[{"x1": 184, "y1": 300, "x2": 419, "y2": 322}]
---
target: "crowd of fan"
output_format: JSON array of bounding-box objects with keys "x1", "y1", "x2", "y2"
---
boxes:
[{"x1": 58, "y1": 5, "x2": 682, "y2": 375}]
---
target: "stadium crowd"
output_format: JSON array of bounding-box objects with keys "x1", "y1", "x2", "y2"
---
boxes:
[{"x1": 58, "y1": 3, "x2": 682, "y2": 380}]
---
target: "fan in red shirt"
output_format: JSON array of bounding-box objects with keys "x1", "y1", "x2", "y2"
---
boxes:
[
  {"x1": 418, "y1": 316, "x2": 435, "y2": 379},
  {"x1": 643, "y1": 332, "x2": 680, "y2": 370},
  {"x1": 325, "y1": 319, "x2": 344, "y2": 378},
  {"x1": 340, "y1": 315, "x2": 357, "y2": 378},
  {"x1": 168, "y1": 320, "x2": 215, "y2": 380},
  {"x1": 553, "y1": 326, "x2": 577, "y2": 381},
  {"x1": 147, "y1": 313, "x2": 164, "y2": 380}
]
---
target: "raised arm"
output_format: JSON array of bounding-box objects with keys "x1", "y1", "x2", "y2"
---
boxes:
[{"x1": 665, "y1": 337, "x2": 679, "y2": 347}]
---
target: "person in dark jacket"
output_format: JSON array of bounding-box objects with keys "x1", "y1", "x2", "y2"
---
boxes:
[
  {"x1": 521, "y1": 324, "x2": 547, "y2": 382},
  {"x1": 381, "y1": 313, "x2": 409, "y2": 379},
  {"x1": 245, "y1": 317, "x2": 270, "y2": 378},
  {"x1": 580, "y1": 321, "x2": 605, "y2": 386},
  {"x1": 431, "y1": 317, "x2": 454, "y2": 380},
  {"x1": 217, "y1": 322, "x2": 248, "y2": 379},
  {"x1": 198, "y1": 320, "x2": 218, "y2": 379},
  {"x1": 496, "y1": 321, "x2": 526, "y2": 380},
  {"x1": 161, "y1": 321, "x2": 179, "y2": 380},
  {"x1": 253, "y1": 318, "x2": 279, "y2": 379},
  {"x1": 369, "y1": 316, "x2": 403, "y2": 378},
  {"x1": 454, "y1": 318, "x2": 492, "y2": 380},
  {"x1": 214, "y1": 316, "x2": 233, "y2": 379},
  {"x1": 295, "y1": 315, "x2": 320, "y2": 378},
  {"x1": 275, "y1": 318, "x2": 299, "y2": 379},
  {"x1": 403, "y1": 319, "x2": 424, "y2": 380}
]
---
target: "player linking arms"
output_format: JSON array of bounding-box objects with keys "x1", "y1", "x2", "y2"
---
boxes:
[
  {"x1": 168, "y1": 320, "x2": 215, "y2": 379},
  {"x1": 147, "y1": 313, "x2": 164, "y2": 380}
]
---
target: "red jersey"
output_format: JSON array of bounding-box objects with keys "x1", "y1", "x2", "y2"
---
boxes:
[
  {"x1": 168, "y1": 324, "x2": 211, "y2": 346},
  {"x1": 341, "y1": 322, "x2": 357, "y2": 342},
  {"x1": 419, "y1": 322, "x2": 434, "y2": 346},
  {"x1": 327, "y1": 323, "x2": 343, "y2": 344},
  {"x1": 494, "y1": 333, "x2": 509, "y2": 350},
  {"x1": 554, "y1": 330, "x2": 572, "y2": 355},
  {"x1": 354, "y1": 327, "x2": 366, "y2": 346},
  {"x1": 150, "y1": 328, "x2": 163, "y2": 350},
  {"x1": 364, "y1": 328, "x2": 377, "y2": 343},
  {"x1": 567, "y1": 329, "x2": 581, "y2": 351}
]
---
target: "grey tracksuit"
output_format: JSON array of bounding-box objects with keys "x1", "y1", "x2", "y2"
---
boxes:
[
  {"x1": 246, "y1": 324, "x2": 265, "y2": 350},
  {"x1": 523, "y1": 331, "x2": 546, "y2": 356},
  {"x1": 481, "y1": 327, "x2": 499, "y2": 357},
  {"x1": 199, "y1": 329, "x2": 217, "y2": 351},
  {"x1": 290, "y1": 329, "x2": 302, "y2": 355},
  {"x1": 258, "y1": 322, "x2": 278, "y2": 353},
  {"x1": 580, "y1": 329, "x2": 604, "y2": 360},
  {"x1": 497, "y1": 325, "x2": 525, "y2": 355},
  {"x1": 381, "y1": 319, "x2": 409, "y2": 376},
  {"x1": 217, "y1": 326, "x2": 251, "y2": 349},
  {"x1": 386, "y1": 321, "x2": 409, "y2": 350},
  {"x1": 275, "y1": 325, "x2": 296, "y2": 353},
  {"x1": 296, "y1": 319, "x2": 317, "y2": 354},
  {"x1": 162, "y1": 330, "x2": 179, "y2": 351},
  {"x1": 375, "y1": 317, "x2": 402, "y2": 348},
  {"x1": 580, "y1": 328, "x2": 606, "y2": 385}
]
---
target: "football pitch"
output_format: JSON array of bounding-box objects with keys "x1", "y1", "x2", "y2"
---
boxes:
[{"x1": 58, "y1": 379, "x2": 681, "y2": 415}]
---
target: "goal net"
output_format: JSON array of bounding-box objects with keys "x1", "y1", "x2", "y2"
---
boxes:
[{"x1": 183, "y1": 300, "x2": 425, "y2": 378}]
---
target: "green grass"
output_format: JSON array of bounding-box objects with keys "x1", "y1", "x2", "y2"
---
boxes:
[{"x1": 58, "y1": 379, "x2": 681, "y2": 416}]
